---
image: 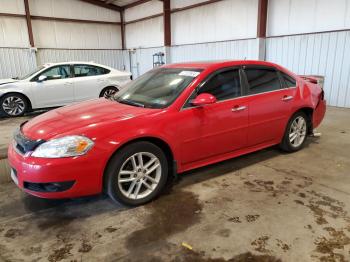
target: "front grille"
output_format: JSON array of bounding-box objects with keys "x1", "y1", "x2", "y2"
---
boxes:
[
  {"x1": 13, "y1": 125, "x2": 45, "y2": 155},
  {"x1": 15, "y1": 142, "x2": 26, "y2": 155}
]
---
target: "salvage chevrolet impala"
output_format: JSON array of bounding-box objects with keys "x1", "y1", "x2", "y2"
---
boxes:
[{"x1": 8, "y1": 60, "x2": 326, "y2": 206}]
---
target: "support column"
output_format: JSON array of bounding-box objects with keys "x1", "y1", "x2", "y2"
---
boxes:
[
  {"x1": 163, "y1": 0, "x2": 171, "y2": 63},
  {"x1": 257, "y1": 38, "x2": 266, "y2": 61},
  {"x1": 257, "y1": 0, "x2": 268, "y2": 60},
  {"x1": 24, "y1": 0, "x2": 34, "y2": 47},
  {"x1": 120, "y1": 10, "x2": 126, "y2": 50}
]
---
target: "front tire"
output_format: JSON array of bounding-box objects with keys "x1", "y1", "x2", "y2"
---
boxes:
[
  {"x1": 0, "y1": 93, "x2": 28, "y2": 117},
  {"x1": 280, "y1": 111, "x2": 309, "y2": 152},
  {"x1": 105, "y1": 142, "x2": 168, "y2": 206}
]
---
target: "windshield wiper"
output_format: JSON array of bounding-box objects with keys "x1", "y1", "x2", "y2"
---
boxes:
[{"x1": 117, "y1": 99, "x2": 145, "y2": 108}]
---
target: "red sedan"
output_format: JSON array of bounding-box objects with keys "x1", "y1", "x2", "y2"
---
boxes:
[{"x1": 8, "y1": 60, "x2": 326, "y2": 206}]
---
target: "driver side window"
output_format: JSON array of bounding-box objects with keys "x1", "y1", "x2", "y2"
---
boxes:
[
  {"x1": 35, "y1": 65, "x2": 71, "y2": 81},
  {"x1": 185, "y1": 68, "x2": 241, "y2": 107}
]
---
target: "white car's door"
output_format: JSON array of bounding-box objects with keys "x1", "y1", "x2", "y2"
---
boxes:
[
  {"x1": 72, "y1": 64, "x2": 108, "y2": 102},
  {"x1": 31, "y1": 65, "x2": 74, "y2": 108}
]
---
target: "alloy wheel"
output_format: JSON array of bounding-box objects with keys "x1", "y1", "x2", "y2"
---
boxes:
[
  {"x1": 117, "y1": 152, "x2": 162, "y2": 200},
  {"x1": 2, "y1": 96, "x2": 25, "y2": 116},
  {"x1": 289, "y1": 116, "x2": 307, "y2": 147},
  {"x1": 103, "y1": 88, "x2": 117, "y2": 99}
]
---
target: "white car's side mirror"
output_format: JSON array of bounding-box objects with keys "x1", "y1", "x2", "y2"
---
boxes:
[{"x1": 38, "y1": 75, "x2": 47, "y2": 82}]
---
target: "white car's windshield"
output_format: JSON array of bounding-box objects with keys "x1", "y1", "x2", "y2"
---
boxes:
[
  {"x1": 17, "y1": 66, "x2": 45, "y2": 80},
  {"x1": 114, "y1": 68, "x2": 202, "y2": 109}
]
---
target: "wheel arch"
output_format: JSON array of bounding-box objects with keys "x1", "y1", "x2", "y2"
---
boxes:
[
  {"x1": 102, "y1": 136, "x2": 176, "y2": 191},
  {"x1": 0, "y1": 92, "x2": 32, "y2": 110},
  {"x1": 292, "y1": 107, "x2": 314, "y2": 134}
]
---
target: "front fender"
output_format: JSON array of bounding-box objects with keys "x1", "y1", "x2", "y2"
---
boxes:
[{"x1": 0, "y1": 82, "x2": 35, "y2": 104}]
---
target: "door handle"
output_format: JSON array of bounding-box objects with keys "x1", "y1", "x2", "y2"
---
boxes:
[
  {"x1": 232, "y1": 105, "x2": 247, "y2": 112},
  {"x1": 282, "y1": 95, "x2": 293, "y2": 101}
]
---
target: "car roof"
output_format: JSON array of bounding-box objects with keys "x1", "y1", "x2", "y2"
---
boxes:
[
  {"x1": 42, "y1": 61, "x2": 109, "y2": 68},
  {"x1": 163, "y1": 60, "x2": 281, "y2": 70}
]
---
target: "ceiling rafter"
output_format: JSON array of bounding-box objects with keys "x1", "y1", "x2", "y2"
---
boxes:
[
  {"x1": 79, "y1": 0, "x2": 122, "y2": 12},
  {"x1": 123, "y1": 0, "x2": 153, "y2": 9}
]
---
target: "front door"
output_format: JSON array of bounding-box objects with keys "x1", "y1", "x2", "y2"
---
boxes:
[
  {"x1": 32, "y1": 64, "x2": 74, "y2": 108},
  {"x1": 178, "y1": 68, "x2": 249, "y2": 165}
]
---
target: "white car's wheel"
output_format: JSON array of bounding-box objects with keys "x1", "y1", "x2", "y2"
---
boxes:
[
  {"x1": 100, "y1": 87, "x2": 119, "y2": 100},
  {"x1": 0, "y1": 93, "x2": 28, "y2": 117}
]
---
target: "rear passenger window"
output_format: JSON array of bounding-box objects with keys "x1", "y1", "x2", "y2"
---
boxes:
[
  {"x1": 197, "y1": 69, "x2": 241, "y2": 101},
  {"x1": 74, "y1": 65, "x2": 109, "y2": 77},
  {"x1": 281, "y1": 72, "x2": 296, "y2": 88},
  {"x1": 244, "y1": 68, "x2": 282, "y2": 95}
]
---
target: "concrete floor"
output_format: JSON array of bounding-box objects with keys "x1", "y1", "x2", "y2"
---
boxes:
[{"x1": 0, "y1": 106, "x2": 349, "y2": 262}]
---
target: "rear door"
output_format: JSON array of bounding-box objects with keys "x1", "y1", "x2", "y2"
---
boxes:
[
  {"x1": 72, "y1": 64, "x2": 110, "y2": 101},
  {"x1": 242, "y1": 66, "x2": 295, "y2": 147},
  {"x1": 31, "y1": 64, "x2": 74, "y2": 107},
  {"x1": 178, "y1": 67, "x2": 249, "y2": 164}
]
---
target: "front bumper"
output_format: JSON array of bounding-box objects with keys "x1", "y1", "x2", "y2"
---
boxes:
[{"x1": 8, "y1": 143, "x2": 104, "y2": 199}]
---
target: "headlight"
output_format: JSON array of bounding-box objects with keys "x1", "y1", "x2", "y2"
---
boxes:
[{"x1": 31, "y1": 135, "x2": 94, "y2": 158}]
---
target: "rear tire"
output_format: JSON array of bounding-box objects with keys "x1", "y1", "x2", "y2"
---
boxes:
[
  {"x1": 105, "y1": 142, "x2": 168, "y2": 206},
  {"x1": 0, "y1": 93, "x2": 28, "y2": 117},
  {"x1": 280, "y1": 111, "x2": 309, "y2": 152},
  {"x1": 100, "y1": 87, "x2": 119, "y2": 100}
]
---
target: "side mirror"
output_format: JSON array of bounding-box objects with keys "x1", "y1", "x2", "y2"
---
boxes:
[
  {"x1": 37, "y1": 75, "x2": 47, "y2": 82},
  {"x1": 191, "y1": 93, "x2": 217, "y2": 107}
]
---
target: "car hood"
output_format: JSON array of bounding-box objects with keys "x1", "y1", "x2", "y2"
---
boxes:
[
  {"x1": 0, "y1": 78, "x2": 18, "y2": 86},
  {"x1": 22, "y1": 98, "x2": 158, "y2": 140}
]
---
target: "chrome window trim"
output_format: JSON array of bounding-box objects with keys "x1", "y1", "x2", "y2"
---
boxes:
[
  {"x1": 180, "y1": 86, "x2": 297, "y2": 111},
  {"x1": 180, "y1": 64, "x2": 297, "y2": 111}
]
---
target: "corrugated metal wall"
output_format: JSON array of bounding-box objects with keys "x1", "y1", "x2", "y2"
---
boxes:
[
  {"x1": 0, "y1": 48, "x2": 130, "y2": 79},
  {"x1": 171, "y1": 0, "x2": 258, "y2": 45},
  {"x1": 0, "y1": 0, "x2": 124, "y2": 79},
  {"x1": 29, "y1": 0, "x2": 122, "y2": 49},
  {"x1": 267, "y1": 0, "x2": 350, "y2": 37},
  {"x1": 266, "y1": 30, "x2": 350, "y2": 108},
  {"x1": 1, "y1": 0, "x2": 350, "y2": 108},
  {"x1": 37, "y1": 49, "x2": 129, "y2": 71},
  {"x1": 170, "y1": 39, "x2": 259, "y2": 63},
  {"x1": 125, "y1": 17, "x2": 164, "y2": 49},
  {"x1": 0, "y1": 48, "x2": 37, "y2": 79},
  {"x1": 125, "y1": 1, "x2": 163, "y2": 49}
]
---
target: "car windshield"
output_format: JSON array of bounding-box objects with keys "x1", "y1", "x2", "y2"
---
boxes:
[
  {"x1": 16, "y1": 66, "x2": 45, "y2": 80},
  {"x1": 113, "y1": 68, "x2": 202, "y2": 109}
]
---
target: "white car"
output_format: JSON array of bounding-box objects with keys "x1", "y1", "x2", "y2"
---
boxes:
[{"x1": 0, "y1": 61, "x2": 132, "y2": 117}]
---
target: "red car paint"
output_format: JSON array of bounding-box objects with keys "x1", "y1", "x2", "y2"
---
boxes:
[{"x1": 8, "y1": 60, "x2": 326, "y2": 199}]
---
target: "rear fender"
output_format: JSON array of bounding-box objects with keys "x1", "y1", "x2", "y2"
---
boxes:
[
  {"x1": 305, "y1": 79, "x2": 326, "y2": 129},
  {"x1": 313, "y1": 93, "x2": 326, "y2": 128}
]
